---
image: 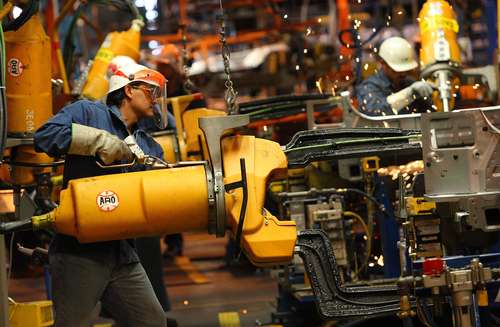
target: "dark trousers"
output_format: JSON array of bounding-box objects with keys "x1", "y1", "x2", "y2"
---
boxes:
[
  {"x1": 136, "y1": 237, "x2": 170, "y2": 311},
  {"x1": 49, "y1": 252, "x2": 166, "y2": 327}
]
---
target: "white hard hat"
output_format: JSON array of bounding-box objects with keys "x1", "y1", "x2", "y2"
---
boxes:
[
  {"x1": 108, "y1": 64, "x2": 158, "y2": 94},
  {"x1": 107, "y1": 56, "x2": 137, "y2": 79},
  {"x1": 107, "y1": 63, "x2": 169, "y2": 129},
  {"x1": 378, "y1": 36, "x2": 418, "y2": 72}
]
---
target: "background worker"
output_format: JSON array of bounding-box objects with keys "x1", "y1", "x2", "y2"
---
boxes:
[
  {"x1": 356, "y1": 36, "x2": 435, "y2": 116},
  {"x1": 34, "y1": 64, "x2": 172, "y2": 327}
]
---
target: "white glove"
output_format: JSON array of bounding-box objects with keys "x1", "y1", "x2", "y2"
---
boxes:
[
  {"x1": 387, "y1": 81, "x2": 434, "y2": 112},
  {"x1": 410, "y1": 81, "x2": 434, "y2": 98},
  {"x1": 68, "y1": 124, "x2": 134, "y2": 164}
]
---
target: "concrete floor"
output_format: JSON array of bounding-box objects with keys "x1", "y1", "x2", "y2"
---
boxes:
[{"x1": 7, "y1": 233, "x2": 279, "y2": 327}]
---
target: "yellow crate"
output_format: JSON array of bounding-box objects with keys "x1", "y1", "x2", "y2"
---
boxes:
[
  {"x1": 218, "y1": 312, "x2": 241, "y2": 327},
  {"x1": 9, "y1": 300, "x2": 54, "y2": 327}
]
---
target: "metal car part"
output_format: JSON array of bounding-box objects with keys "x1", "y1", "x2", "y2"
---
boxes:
[
  {"x1": 422, "y1": 108, "x2": 500, "y2": 232},
  {"x1": 295, "y1": 229, "x2": 404, "y2": 319},
  {"x1": 285, "y1": 128, "x2": 422, "y2": 168}
]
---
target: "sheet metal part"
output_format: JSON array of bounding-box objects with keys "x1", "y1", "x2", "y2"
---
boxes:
[
  {"x1": 238, "y1": 94, "x2": 335, "y2": 122},
  {"x1": 295, "y1": 230, "x2": 405, "y2": 320},
  {"x1": 285, "y1": 128, "x2": 422, "y2": 168},
  {"x1": 422, "y1": 108, "x2": 500, "y2": 232}
]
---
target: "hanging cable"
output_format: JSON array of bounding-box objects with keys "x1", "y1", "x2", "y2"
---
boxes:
[
  {"x1": 217, "y1": 0, "x2": 239, "y2": 115},
  {"x1": 179, "y1": 23, "x2": 195, "y2": 92},
  {"x1": 343, "y1": 211, "x2": 371, "y2": 277}
]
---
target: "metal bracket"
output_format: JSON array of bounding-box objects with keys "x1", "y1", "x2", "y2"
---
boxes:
[
  {"x1": 305, "y1": 98, "x2": 345, "y2": 130},
  {"x1": 199, "y1": 114, "x2": 250, "y2": 237}
]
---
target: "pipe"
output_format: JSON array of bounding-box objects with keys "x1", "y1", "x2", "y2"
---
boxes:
[
  {"x1": 0, "y1": 1, "x2": 12, "y2": 20},
  {"x1": 51, "y1": 0, "x2": 76, "y2": 95}
]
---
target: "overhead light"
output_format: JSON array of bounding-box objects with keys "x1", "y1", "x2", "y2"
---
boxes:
[
  {"x1": 145, "y1": 10, "x2": 158, "y2": 21},
  {"x1": 12, "y1": 6, "x2": 22, "y2": 19},
  {"x1": 148, "y1": 40, "x2": 159, "y2": 49}
]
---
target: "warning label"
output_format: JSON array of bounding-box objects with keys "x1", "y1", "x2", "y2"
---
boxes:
[
  {"x1": 7, "y1": 58, "x2": 23, "y2": 77},
  {"x1": 96, "y1": 190, "x2": 119, "y2": 212}
]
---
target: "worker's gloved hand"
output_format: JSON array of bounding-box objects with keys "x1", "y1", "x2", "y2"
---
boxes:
[
  {"x1": 387, "y1": 80, "x2": 435, "y2": 112},
  {"x1": 410, "y1": 80, "x2": 434, "y2": 98},
  {"x1": 68, "y1": 124, "x2": 134, "y2": 165}
]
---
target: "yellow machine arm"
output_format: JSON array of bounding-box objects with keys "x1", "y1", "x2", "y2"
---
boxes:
[
  {"x1": 81, "y1": 19, "x2": 143, "y2": 100},
  {"x1": 24, "y1": 115, "x2": 296, "y2": 266},
  {"x1": 418, "y1": 0, "x2": 462, "y2": 112}
]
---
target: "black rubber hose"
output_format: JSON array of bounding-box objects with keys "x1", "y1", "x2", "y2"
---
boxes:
[
  {"x1": 124, "y1": 0, "x2": 141, "y2": 20},
  {"x1": 3, "y1": 0, "x2": 39, "y2": 32},
  {"x1": 0, "y1": 220, "x2": 33, "y2": 234}
]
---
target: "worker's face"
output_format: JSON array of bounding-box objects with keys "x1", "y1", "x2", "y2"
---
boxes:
[
  {"x1": 127, "y1": 83, "x2": 157, "y2": 118},
  {"x1": 381, "y1": 62, "x2": 409, "y2": 89}
]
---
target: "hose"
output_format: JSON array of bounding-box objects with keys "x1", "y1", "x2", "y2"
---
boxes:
[
  {"x1": 336, "y1": 188, "x2": 388, "y2": 217},
  {"x1": 344, "y1": 211, "x2": 371, "y2": 276},
  {"x1": 2, "y1": 0, "x2": 38, "y2": 32},
  {"x1": 0, "y1": 220, "x2": 33, "y2": 234}
]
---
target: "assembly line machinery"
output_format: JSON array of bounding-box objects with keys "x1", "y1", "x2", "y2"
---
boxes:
[{"x1": 1, "y1": 0, "x2": 500, "y2": 327}]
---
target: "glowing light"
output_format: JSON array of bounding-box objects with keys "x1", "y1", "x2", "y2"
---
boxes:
[
  {"x1": 145, "y1": 10, "x2": 158, "y2": 21},
  {"x1": 368, "y1": 262, "x2": 375, "y2": 267},
  {"x1": 144, "y1": 0, "x2": 157, "y2": 10},
  {"x1": 148, "y1": 40, "x2": 159, "y2": 49},
  {"x1": 183, "y1": 300, "x2": 189, "y2": 305},
  {"x1": 317, "y1": 18, "x2": 322, "y2": 23},
  {"x1": 303, "y1": 49, "x2": 308, "y2": 54},
  {"x1": 283, "y1": 14, "x2": 288, "y2": 19},
  {"x1": 295, "y1": 65, "x2": 300, "y2": 71},
  {"x1": 12, "y1": 6, "x2": 22, "y2": 19}
]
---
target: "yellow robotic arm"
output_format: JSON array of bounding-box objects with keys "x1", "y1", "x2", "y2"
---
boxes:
[
  {"x1": 418, "y1": 0, "x2": 462, "y2": 112},
  {"x1": 23, "y1": 115, "x2": 296, "y2": 266}
]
